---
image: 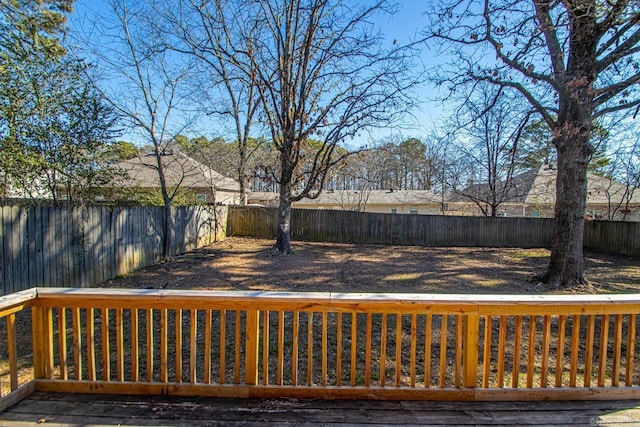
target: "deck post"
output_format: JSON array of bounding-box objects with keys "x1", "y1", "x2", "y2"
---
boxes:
[
  {"x1": 31, "y1": 306, "x2": 46, "y2": 379},
  {"x1": 245, "y1": 309, "x2": 260, "y2": 385},
  {"x1": 463, "y1": 312, "x2": 480, "y2": 389}
]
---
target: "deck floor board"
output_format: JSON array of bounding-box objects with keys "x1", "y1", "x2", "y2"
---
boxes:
[{"x1": 1, "y1": 393, "x2": 640, "y2": 426}]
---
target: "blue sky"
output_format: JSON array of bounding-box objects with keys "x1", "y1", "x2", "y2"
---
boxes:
[{"x1": 69, "y1": 1, "x2": 442, "y2": 148}]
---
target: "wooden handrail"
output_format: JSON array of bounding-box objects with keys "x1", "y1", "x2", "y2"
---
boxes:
[{"x1": 4, "y1": 287, "x2": 640, "y2": 403}]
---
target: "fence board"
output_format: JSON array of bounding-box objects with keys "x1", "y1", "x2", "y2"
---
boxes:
[
  {"x1": 0, "y1": 205, "x2": 227, "y2": 295},
  {"x1": 228, "y1": 206, "x2": 638, "y2": 256}
]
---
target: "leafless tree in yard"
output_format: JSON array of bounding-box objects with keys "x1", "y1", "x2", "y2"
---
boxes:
[
  {"x1": 74, "y1": 0, "x2": 198, "y2": 259},
  {"x1": 425, "y1": 0, "x2": 640, "y2": 288},
  {"x1": 211, "y1": 0, "x2": 419, "y2": 253}
]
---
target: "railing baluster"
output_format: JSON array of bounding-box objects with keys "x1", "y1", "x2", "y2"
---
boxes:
[
  {"x1": 556, "y1": 315, "x2": 567, "y2": 388},
  {"x1": 219, "y1": 310, "x2": 225, "y2": 384},
  {"x1": 307, "y1": 311, "x2": 313, "y2": 386},
  {"x1": 541, "y1": 315, "x2": 551, "y2": 388},
  {"x1": 626, "y1": 314, "x2": 636, "y2": 386},
  {"x1": 145, "y1": 309, "x2": 153, "y2": 382},
  {"x1": 116, "y1": 308, "x2": 124, "y2": 382},
  {"x1": 292, "y1": 311, "x2": 299, "y2": 385},
  {"x1": 101, "y1": 308, "x2": 110, "y2": 381},
  {"x1": 7, "y1": 313, "x2": 18, "y2": 391},
  {"x1": 497, "y1": 316, "x2": 507, "y2": 388},
  {"x1": 72, "y1": 307, "x2": 82, "y2": 381},
  {"x1": 262, "y1": 310, "x2": 269, "y2": 386},
  {"x1": 204, "y1": 309, "x2": 212, "y2": 384},
  {"x1": 336, "y1": 312, "x2": 343, "y2": 387},
  {"x1": 512, "y1": 316, "x2": 522, "y2": 388},
  {"x1": 234, "y1": 310, "x2": 241, "y2": 384},
  {"x1": 278, "y1": 311, "x2": 284, "y2": 386},
  {"x1": 87, "y1": 308, "x2": 96, "y2": 381},
  {"x1": 463, "y1": 313, "x2": 479, "y2": 389},
  {"x1": 570, "y1": 315, "x2": 580, "y2": 387},
  {"x1": 455, "y1": 315, "x2": 463, "y2": 389},
  {"x1": 598, "y1": 315, "x2": 610, "y2": 387},
  {"x1": 350, "y1": 312, "x2": 357, "y2": 386},
  {"x1": 176, "y1": 309, "x2": 182, "y2": 383},
  {"x1": 439, "y1": 314, "x2": 448, "y2": 388},
  {"x1": 483, "y1": 315, "x2": 492, "y2": 388},
  {"x1": 612, "y1": 314, "x2": 623, "y2": 387},
  {"x1": 190, "y1": 309, "x2": 197, "y2": 383},
  {"x1": 322, "y1": 311, "x2": 327, "y2": 386},
  {"x1": 585, "y1": 315, "x2": 596, "y2": 387},
  {"x1": 160, "y1": 309, "x2": 168, "y2": 383},
  {"x1": 380, "y1": 313, "x2": 387, "y2": 386},
  {"x1": 410, "y1": 314, "x2": 417, "y2": 387},
  {"x1": 425, "y1": 314, "x2": 432, "y2": 387},
  {"x1": 57, "y1": 307, "x2": 67, "y2": 380},
  {"x1": 365, "y1": 313, "x2": 372, "y2": 386},
  {"x1": 526, "y1": 315, "x2": 536, "y2": 388},
  {"x1": 396, "y1": 313, "x2": 402, "y2": 387},
  {"x1": 131, "y1": 308, "x2": 139, "y2": 382}
]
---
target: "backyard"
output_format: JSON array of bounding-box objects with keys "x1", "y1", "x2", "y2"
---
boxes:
[{"x1": 104, "y1": 237, "x2": 640, "y2": 294}]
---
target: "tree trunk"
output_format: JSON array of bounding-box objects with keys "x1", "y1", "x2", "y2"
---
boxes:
[
  {"x1": 275, "y1": 188, "x2": 293, "y2": 254},
  {"x1": 163, "y1": 200, "x2": 173, "y2": 260},
  {"x1": 544, "y1": 146, "x2": 589, "y2": 288}
]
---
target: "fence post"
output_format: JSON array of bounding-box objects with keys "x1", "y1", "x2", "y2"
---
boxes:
[
  {"x1": 245, "y1": 309, "x2": 260, "y2": 385},
  {"x1": 463, "y1": 312, "x2": 480, "y2": 389}
]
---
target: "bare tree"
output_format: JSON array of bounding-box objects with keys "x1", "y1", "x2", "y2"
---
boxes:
[
  {"x1": 74, "y1": 0, "x2": 197, "y2": 258},
  {"x1": 426, "y1": 1, "x2": 640, "y2": 288},
  {"x1": 451, "y1": 86, "x2": 533, "y2": 217}
]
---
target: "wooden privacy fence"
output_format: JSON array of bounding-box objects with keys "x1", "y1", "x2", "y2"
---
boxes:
[
  {"x1": 227, "y1": 206, "x2": 640, "y2": 256},
  {"x1": 3, "y1": 288, "x2": 640, "y2": 408},
  {"x1": 0, "y1": 205, "x2": 227, "y2": 295}
]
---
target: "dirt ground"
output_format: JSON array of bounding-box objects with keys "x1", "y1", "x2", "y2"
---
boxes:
[{"x1": 103, "y1": 237, "x2": 640, "y2": 294}]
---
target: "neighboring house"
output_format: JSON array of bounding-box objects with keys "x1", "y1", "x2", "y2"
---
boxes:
[
  {"x1": 446, "y1": 165, "x2": 640, "y2": 221},
  {"x1": 291, "y1": 189, "x2": 442, "y2": 215},
  {"x1": 116, "y1": 149, "x2": 241, "y2": 205}
]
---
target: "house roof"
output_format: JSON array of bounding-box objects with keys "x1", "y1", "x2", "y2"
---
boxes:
[
  {"x1": 295, "y1": 189, "x2": 441, "y2": 206},
  {"x1": 116, "y1": 149, "x2": 240, "y2": 192},
  {"x1": 450, "y1": 165, "x2": 640, "y2": 206}
]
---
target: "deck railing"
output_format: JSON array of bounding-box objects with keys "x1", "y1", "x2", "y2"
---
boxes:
[{"x1": 2, "y1": 288, "x2": 640, "y2": 408}]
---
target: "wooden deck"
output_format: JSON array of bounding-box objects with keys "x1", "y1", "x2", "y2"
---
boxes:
[{"x1": 1, "y1": 393, "x2": 640, "y2": 426}]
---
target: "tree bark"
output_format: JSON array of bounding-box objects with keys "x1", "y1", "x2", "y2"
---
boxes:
[{"x1": 275, "y1": 187, "x2": 293, "y2": 254}]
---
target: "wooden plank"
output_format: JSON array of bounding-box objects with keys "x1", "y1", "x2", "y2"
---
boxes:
[
  {"x1": 497, "y1": 316, "x2": 507, "y2": 388},
  {"x1": 131, "y1": 308, "x2": 139, "y2": 382},
  {"x1": 350, "y1": 312, "x2": 356, "y2": 386},
  {"x1": 7, "y1": 313, "x2": 18, "y2": 391},
  {"x1": 245, "y1": 309, "x2": 259, "y2": 386},
  {"x1": 439, "y1": 314, "x2": 448, "y2": 388},
  {"x1": 116, "y1": 308, "x2": 124, "y2": 382},
  {"x1": 555, "y1": 315, "x2": 566, "y2": 388},
  {"x1": 336, "y1": 312, "x2": 343, "y2": 387},
  {"x1": 395, "y1": 313, "x2": 402, "y2": 387},
  {"x1": 161, "y1": 309, "x2": 168, "y2": 383},
  {"x1": 322, "y1": 311, "x2": 328, "y2": 387},
  {"x1": 526, "y1": 316, "x2": 536, "y2": 388},
  {"x1": 410, "y1": 313, "x2": 417, "y2": 387},
  {"x1": 585, "y1": 315, "x2": 596, "y2": 387},
  {"x1": 626, "y1": 314, "x2": 636, "y2": 386},
  {"x1": 598, "y1": 314, "x2": 610, "y2": 387},
  {"x1": 511, "y1": 316, "x2": 522, "y2": 388},
  {"x1": 234, "y1": 310, "x2": 241, "y2": 384},
  {"x1": 292, "y1": 311, "x2": 299, "y2": 386},
  {"x1": 540, "y1": 315, "x2": 551, "y2": 388},
  {"x1": 277, "y1": 311, "x2": 284, "y2": 386},
  {"x1": 307, "y1": 311, "x2": 313, "y2": 386},
  {"x1": 57, "y1": 307, "x2": 67, "y2": 380},
  {"x1": 570, "y1": 315, "x2": 580, "y2": 387},
  {"x1": 101, "y1": 308, "x2": 110, "y2": 381},
  {"x1": 219, "y1": 310, "x2": 225, "y2": 384},
  {"x1": 72, "y1": 308, "x2": 82, "y2": 381},
  {"x1": 425, "y1": 314, "x2": 432, "y2": 387},
  {"x1": 190, "y1": 309, "x2": 197, "y2": 384},
  {"x1": 87, "y1": 308, "x2": 96, "y2": 381},
  {"x1": 612, "y1": 314, "x2": 623, "y2": 387},
  {"x1": 261, "y1": 310, "x2": 269, "y2": 386},
  {"x1": 146, "y1": 308, "x2": 153, "y2": 383},
  {"x1": 482, "y1": 315, "x2": 492, "y2": 388},
  {"x1": 175, "y1": 309, "x2": 182, "y2": 383},
  {"x1": 380, "y1": 313, "x2": 387, "y2": 386},
  {"x1": 365, "y1": 312, "x2": 372, "y2": 386}
]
